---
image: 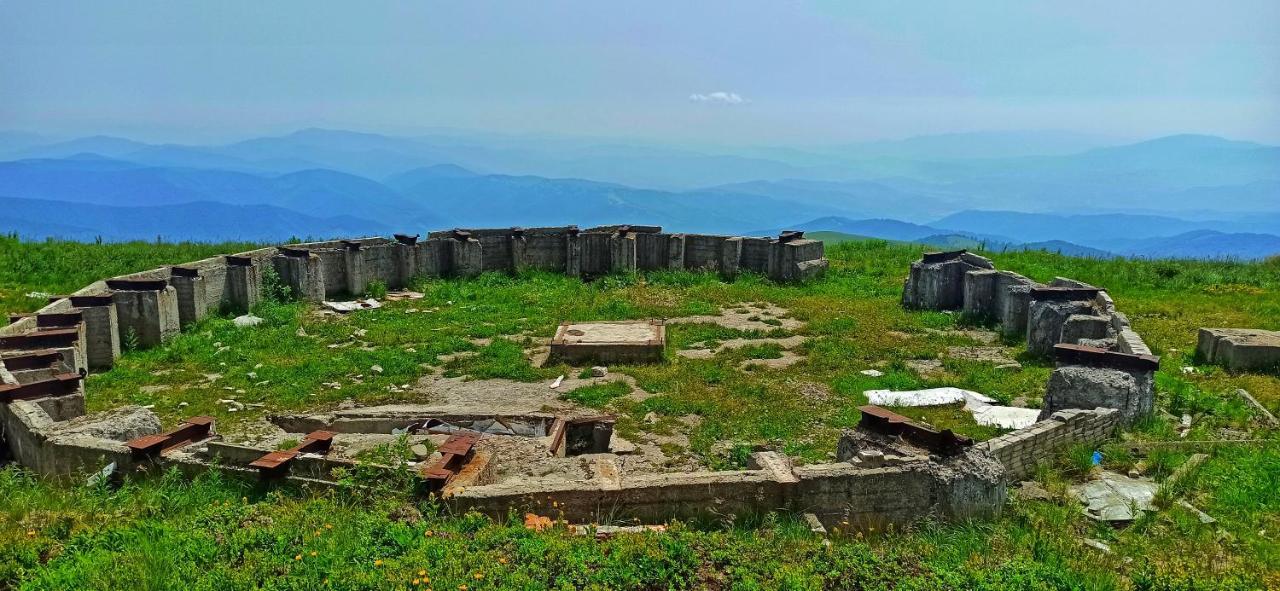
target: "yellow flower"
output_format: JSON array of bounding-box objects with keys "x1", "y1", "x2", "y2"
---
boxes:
[
  {"x1": 413, "y1": 579, "x2": 421, "y2": 585},
  {"x1": 325, "y1": 523, "x2": 333, "y2": 529},
  {"x1": 310, "y1": 551, "x2": 318, "y2": 557},
  {"x1": 458, "y1": 586, "x2": 468, "y2": 591},
  {"x1": 418, "y1": 570, "x2": 428, "y2": 576},
  {"x1": 374, "y1": 559, "x2": 384, "y2": 567},
  {"x1": 295, "y1": 554, "x2": 303, "y2": 561},
  {"x1": 473, "y1": 572, "x2": 485, "y2": 580},
  {"x1": 498, "y1": 557, "x2": 508, "y2": 565},
  {"x1": 26, "y1": 530, "x2": 36, "y2": 537},
  {"x1": 425, "y1": 530, "x2": 434, "y2": 537}
]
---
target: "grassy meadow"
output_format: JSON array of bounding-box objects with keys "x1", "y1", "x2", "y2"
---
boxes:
[{"x1": 1, "y1": 236, "x2": 1278, "y2": 589}]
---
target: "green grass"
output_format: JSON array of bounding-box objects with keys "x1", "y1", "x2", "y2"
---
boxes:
[{"x1": 2, "y1": 236, "x2": 1279, "y2": 589}]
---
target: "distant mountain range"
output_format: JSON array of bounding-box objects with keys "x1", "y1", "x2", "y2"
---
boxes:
[
  {"x1": 0, "y1": 128, "x2": 1277, "y2": 259},
  {"x1": 772, "y1": 214, "x2": 1280, "y2": 260}
]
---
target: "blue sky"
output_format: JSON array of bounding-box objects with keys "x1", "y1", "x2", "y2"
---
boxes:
[{"x1": 1, "y1": 1, "x2": 1277, "y2": 144}]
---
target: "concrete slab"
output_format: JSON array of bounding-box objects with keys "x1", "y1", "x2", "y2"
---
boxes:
[
  {"x1": 550, "y1": 320, "x2": 665, "y2": 364},
  {"x1": 1197, "y1": 328, "x2": 1280, "y2": 372}
]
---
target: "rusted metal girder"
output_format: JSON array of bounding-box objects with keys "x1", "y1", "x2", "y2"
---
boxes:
[
  {"x1": 36, "y1": 311, "x2": 83, "y2": 329},
  {"x1": 126, "y1": 416, "x2": 216, "y2": 458},
  {"x1": 0, "y1": 327, "x2": 80, "y2": 350},
  {"x1": 278, "y1": 246, "x2": 311, "y2": 258},
  {"x1": 422, "y1": 431, "x2": 480, "y2": 490},
  {"x1": 778, "y1": 230, "x2": 805, "y2": 243},
  {"x1": 1029, "y1": 287, "x2": 1101, "y2": 301},
  {"x1": 857, "y1": 405, "x2": 973, "y2": 456},
  {"x1": 0, "y1": 349, "x2": 62, "y2": 371},
  {"x1": 0, "y1": 372, "x2": 83, "y2": 403},
  {"x1": 1053, "y1": 343, "x2": 1160, "y2": 372},
  {"x1": 546, "y1": 418, "x2": 568, "y2": 457},
  {"x1": 105, "y1": 278, "x2": 169, "y2": 291},
  {"x1": 920, "y1": 250, "x2": 967, "y2": 264},
  {"x1": 249, "y1": 430, "x2": 335, "y2": 477}
]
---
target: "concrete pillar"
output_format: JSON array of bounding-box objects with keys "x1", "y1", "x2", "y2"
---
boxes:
[
  {"x1": 343, "y1": 244, "x2": 367, "y2": 296},
  {"x1": 71, "y1": 296, "x2": 119, "y2": 370},
  {"x1": 224, "y1": 259, "x2": 261, "y2": 312},
  {"x1": 609, "y1": 233, "x2": 637, "y2": 273},
  {"x1": 111, "y1": 285, "x2": 180, "y2": 348},
  {"x1": 566, "y1": 232, "x2": 582, "y2": 278},
  {"x1": 998, "y1": 285, "x2": 1032, "y2": 339},
  {"x1": 720, "y1": 237, "x2": 743, "y2": 279},
  {"x1": 511, "y1": 233, "x2": 529, "y2": 272},
  {"x1": 393, "y1": 241, "x2": 418, "y2": 288},
  {"x1": 450, "y1": 238, "x2": 484, "y2": 278},
  {"x1": 962, "y1": 269, "x2": 999, "y2": 320},
  {"x1": 667, "y1": 234, "x2": 686, "y2": 270},
  {"x1": 273, "y1": 252, "x2": 326, "y2": 302},
  {"x1": 169, "y1": 269, "x2": 208, "y2": 328}
]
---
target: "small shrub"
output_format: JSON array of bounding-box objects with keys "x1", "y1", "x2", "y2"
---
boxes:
[
  {"x1": 260, "y1": 265, "x2": 292, "y2": 302},
  {"x1": 366, "y1": 280, "x2": 388, "y2": 299}
]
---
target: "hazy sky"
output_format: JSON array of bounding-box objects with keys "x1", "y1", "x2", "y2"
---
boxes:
[{"x1": 2, "y1": 1, "x2": 1278, "y2": 144}]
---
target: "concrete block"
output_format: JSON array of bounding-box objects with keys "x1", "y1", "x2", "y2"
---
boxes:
[
  {"x1": 224, "y1": 261, "x2": 261, "y2": 312},
  {"x1": 76, "y1": 300, "x2": 120, "y2": 370},
  {"x1": 609, "y1": 233, "x2": 638, "y2": 273},
  {"x1": 1026, "y1": 298, "x2": 1094, "y2": 356},
  {"x1": 1197, "y1": 328, "x2": 1280, "y2": 372},
  {"x1": 962, "y1": 269, "x2": 999, "y2": 320},
  {"x1": 1060, "y1": 314, "x2": 1112, "y2": 345},
  {"x1": 720, "y1": 237, "x2": 743, "y2": 279},
  {"x1": 450, "y1": 238, "x2": 484, "y2": 278},
  {"x1": 111, "y1": 286, "x2": 180, "y2": 348},
  {"x1": 1042, "y1": 365, "x2": 1151, "y2": 424},
  {"x1": 272, "y1": 253, "x2": 326, "y2": 302},
  {"x1": 169, "y1": 271, "x2": 208, "y2": 328},
  {"x1": 667, "y1": 234, "x2": 686, "y2": 270}
]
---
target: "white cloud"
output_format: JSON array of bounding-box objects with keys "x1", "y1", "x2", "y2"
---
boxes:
[{"x1": 689, "y1": 91, "x2": 745, "y2": 104}]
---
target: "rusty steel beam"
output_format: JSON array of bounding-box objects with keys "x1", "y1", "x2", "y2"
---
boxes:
[
  {"x1": 422, "y1": 431, "x2": 480, "y2": 490},
  {"x1": 1029, "y1": 287, "x2": 1101, "y2": 301},
  {"x1": 1, "y1": 349, "x2": 62, "y2": 371},
  {"x1": 778, "y1": 230, "x2": 805, "y2": 243},
  {"x1": 858, "y1": 405, "x2": 973, "y2": 455},
  {"x1": 35, "y1": 311, "x2": 83, "y2": 329},
  {"x1": 106, "y1": 278, "x2": 169, "y2": 291},
  {"x1": 69, "y1": 294, "x2": 114, "y2": 307},
  {"x1": 126, "y1": 416, "x2": 216, "y2": 458},
  {"x1": 1054, "y1": 343, "x2": 1160, "y2": 372},
  {"x1": 546, "y1": 418, "x2": 568, "y2": 457},
  {"x1": 0, "y1": 327, "x2": 80, "y2": 350},
  {"x1": 249, "y1": 430, "x2": 335, "y2": 477},
  {"x1": 0, "y1": 372, "x2": 83, "y2": 403}
]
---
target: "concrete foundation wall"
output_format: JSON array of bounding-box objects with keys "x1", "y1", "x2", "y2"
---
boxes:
[
  {"x1": 78, "y1": 303, "x2": 120, "y2": 370},
  {"x1": 684, "y1": 234, "x2": 726, "y2": 271},
  {"x1": 273, "y1": 254, "x2": 326, "y2": 301},
  {"x1": 112, "y1": 287, "x2": 180, "y2": 348},
  {"x1": 982, "y1": 408, "x2": 1121, "y2": 480},
  {"x1": 1041, "y1": 365, "x2": 1154, "y2": 425}
]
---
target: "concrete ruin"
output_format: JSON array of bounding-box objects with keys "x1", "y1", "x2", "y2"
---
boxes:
[
  {"x1": 901, "y1": 250, "x2": 1158, "y2": 424},
  {"x1": 0, "y1": 235, "x2": 1148, "y2": 530},
  {"x1": 1197, "y1": 328, "x2": 1280, "y2": 373}
]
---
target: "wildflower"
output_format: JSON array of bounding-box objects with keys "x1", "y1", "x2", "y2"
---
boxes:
[
  {"x1": 473, "y1": 572, "x2": 484, "y2": 580},
  {"x1": 26, "y1": 530, "x2": 36, "y2": 537},
  {"x1": 458, "y1": 585, "x2": 468, "y2": 591},
  {"x1": 375, "y1": 559, "x2": 384, "y2": 567},
  {"x1": 413, "y1": 579, "x2": 421, "y2": 585},
  {"x1": 325, "y1": 523, "x2": 333, "y2": 529},
  {"x1": 419, "y1": 569, "x2": 428, "y2": 576},
  {"x1": 295, "y1": 554, "x2": 303, "y2": 561},
  {"x1": 425, "y1": 530, "x2": 434, "y2": 537},
  {"x1": 310, "y1": 551, "x2": 318, "y2": 557},
  {"x1": 498, "y1": 557, "x2": 508, "y2": 565}
]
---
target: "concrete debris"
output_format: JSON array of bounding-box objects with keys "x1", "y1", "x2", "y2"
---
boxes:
[
  {"x1": 86, "y1": 462, "x2": 117, "y2": 487},
  {"x1": 570, "y1": 524, "x2": 668, "y2": 538},
  {"x1": 410, "y1": 444, "x2": 433, "y2": 459},
  {"x1": 232, "y1": 314, "x2": 263, "y2": 328},
  {"x1": 549, "y1": 375, "x2": 564, "y2": 389},
  {"x1": 1236, "y1": 388, "x2": 1279, "y2": 426},
  {"x1": 859, "y1": 369, "x2": 884, "y2": 377},
  {"x1": 1073, "y1": 472, "x2": 1158, "y2": 522},
  {"x1": 322, "y1": 299, "x2": 382, "y2": 313},
  {"x1": 1083, "y1": 538, "x2": 1112, "y2": 553},
  {"x1": 866, "y1": 387, "x2": 994, "y2": 407},
  {"x1": 371, "y1": 364, "x2": 384, "y2": 374},
  {"x1": 385, "y1": 291, "x2": 425, "y2": 301},
  {"x1": 590, "y1": 366, "x2": 608, "y2": 378},
  {"x1": 1177, "y1": 500, "x2": 1216, "y2": 524},
  {"x1": 1197, "y1": 328, "x2": 1280, "y2": 372},
  {"x1": 643, "y1": 412, "x2": 659, "y2": 425},
  {"x1": 803, "y1": 513, "x2": 828, "y2": 535}
]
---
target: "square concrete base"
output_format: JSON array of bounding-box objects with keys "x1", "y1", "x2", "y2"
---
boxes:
[{"x1": 550, "y1": 320, "x2": 665, "y2": 365}]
